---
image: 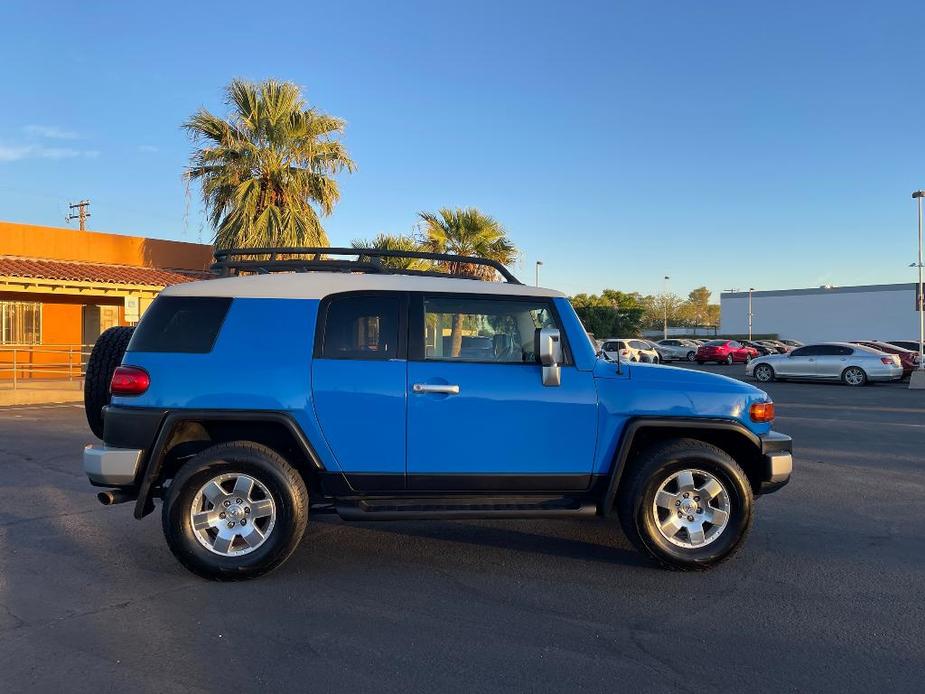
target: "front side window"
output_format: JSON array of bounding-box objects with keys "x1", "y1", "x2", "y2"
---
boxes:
[
  {"x1": 321, "y1": 294, "x2": 401, "y2": 360},
  {"x1": 422, "y1": 296, "x2": 559, "y2": 363},
  {"x1": 0, "y1": 301, "x2": 41, "y2": 345}
]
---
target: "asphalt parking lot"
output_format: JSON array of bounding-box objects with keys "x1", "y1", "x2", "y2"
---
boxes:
[{"x1": 0, "y1": 366, "x2": 923, "y2": 693}]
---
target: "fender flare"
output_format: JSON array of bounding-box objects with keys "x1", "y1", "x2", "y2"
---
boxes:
[
  {"x1": 133, "y1": 410, "x2": 326, "y2": 519},
  {"x1": 600, "y1": 417, "x2": 762, "y2": 517}
]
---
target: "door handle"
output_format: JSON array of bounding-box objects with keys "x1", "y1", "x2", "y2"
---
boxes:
[{"x1": 412, "y1": 383, "x2": 460, "y2": 395}]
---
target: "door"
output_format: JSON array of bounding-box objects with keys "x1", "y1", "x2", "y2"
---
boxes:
[
  {"x1": 813, "y1": 345, "x2": 853, "y2": 378},
  {"x1": 311, "y1": 292, "x2": 408, "y2": 488},
  {"x1": 406, "y1": 294, "x2": 598, "y2": 491},
  {"x1": 777, "y1": 345, "x2": 820, "y2": 377}
]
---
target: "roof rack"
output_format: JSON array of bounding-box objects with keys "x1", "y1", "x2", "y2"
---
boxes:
[{"x1": 211, "y1": 247, "x2": 522, "y2": 284}]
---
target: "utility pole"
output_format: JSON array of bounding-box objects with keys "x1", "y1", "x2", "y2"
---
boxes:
[
  {"x1": 748, "y1": 288, "x2": 755, "y2": 341},
  {"x1": 67, "y1": 200, "x2": 91, "y2": 230},
  {"x1": 535, "y1": 260, "x2": 543, "y2": 287},
  {"x1": 663, "y1": 275, "x2": 670, "y2": 340},
  {"x1": 911, "y1": 191, "x2": 925, "y2": 389}
]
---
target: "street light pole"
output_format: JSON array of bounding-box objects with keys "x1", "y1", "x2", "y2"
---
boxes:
[
  {"x1": 748, "y1": 288, "x2": 755, "y2": 341},
  {"x1": 535, "y1": 260, "x2": 543, "y2": 287},
  {"x1": 663, "y1": 275, "x2": 670, "y2": 340},
  {"x1": 914, "y1": 191, "x2": 924, "y2": 376}
]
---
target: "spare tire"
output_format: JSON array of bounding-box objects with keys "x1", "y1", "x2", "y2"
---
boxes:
[{"x1": 84, "y1": 326, "x2": 134, "y2": 439}]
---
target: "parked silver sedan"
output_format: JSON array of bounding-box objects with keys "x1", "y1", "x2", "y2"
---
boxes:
[
  {"x1": 655, "y1": 338, "x2": 699, "y2": 362},
  {"x1": 745, "y1": 342, "x2": 903, "y2": 386}
]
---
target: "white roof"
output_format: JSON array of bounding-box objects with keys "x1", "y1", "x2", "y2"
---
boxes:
[{"x1": 162, "y1": 271, "x2": 565, "y2": 300}]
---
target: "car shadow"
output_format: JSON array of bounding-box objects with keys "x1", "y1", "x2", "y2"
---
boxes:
[{"x1": 314, "y1": 516, "x2": 650, "y2": 568}]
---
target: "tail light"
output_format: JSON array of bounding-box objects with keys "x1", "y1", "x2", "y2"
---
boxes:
[
  {"x1": 880, "y1": 356, "x2": 898, "y2": 366},
  {"x1": 749, "y1": 401, "x2": 775, "y2": 423},
  {"x1": 110, "y1": 366, "x2": 150, "y2": 396}
]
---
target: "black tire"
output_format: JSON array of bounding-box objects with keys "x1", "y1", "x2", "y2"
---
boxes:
[
  {"x1": 841, "y1": 366, "x2": 868, "y2": 387},
  {"x1": 83, "y1": 326, "x2": 134, "y2": 439},
  {"x1": 725, "y1": 354, "x2": 734, "y2": 365},
  {"x1": 162, "y1": 441, "x2": 308, "y2": 581},
  {"x1": 686, "y1": 351, "x2": 696, "y2": 362},
  {"x1": 753, "y1": 363, "x2": 775, "y2": 383},
  {"x1": 616, "y1": 438, "x2": 753, "y2": 570}
]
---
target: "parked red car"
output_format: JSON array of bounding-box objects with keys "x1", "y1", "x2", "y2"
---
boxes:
[
  {"x1": 851, "y1": 341, "x2": 921, "y2": 378},
  {"x1": 695, "y1": 339, "x2": 759, "y2": 365}
]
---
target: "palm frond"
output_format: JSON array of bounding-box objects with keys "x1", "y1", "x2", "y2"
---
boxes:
[{"x1": 185, "y1": 78, "x2": 354, "y2": 250}]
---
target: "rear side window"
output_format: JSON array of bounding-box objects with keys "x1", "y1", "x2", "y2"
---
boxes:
[
  {"x1": 127, "y1": 296, "x2": 231, "y2": 353},
  {"x1": 320, "y1": 294, "x2": 401, "y2": 360}
]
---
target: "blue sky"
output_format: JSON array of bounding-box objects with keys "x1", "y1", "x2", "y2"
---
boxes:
[{"x1": 0, "y1": 1, "x2": 923, "y2": 299}]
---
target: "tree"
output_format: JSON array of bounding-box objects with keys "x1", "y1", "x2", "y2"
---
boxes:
[
  {"x1": 351, "y1": 233, "x2": 429, "y2": 270},
  {"x1": 678, "y1": 286, "x2": 712, "y2": 326},
  {"x1": 418, "y1": 208, "x2": 517, "y2": 280},
  {"x1": 185, "y1": 78, "x2": 355, "y2": 250},
  {"x1": 570, "y1": 289, "x2": 645, "y2": 337},
  {"x1": 418, "y1": 207, "x2": 518, "y2": 356},
  {"x1": 642, "y1": 292, "x2": 685, "y2": 331}
]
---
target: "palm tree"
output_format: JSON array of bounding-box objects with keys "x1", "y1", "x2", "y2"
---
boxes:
[
  {"x1": 418, "y1": 208, "x2": 517, "y2": 279},
  {"x1": 418, "y1": 207, "x2": 518, "y2": 356},
  {"x1": 185, "y1": 78, "x2": 355, "y2": 250},
  {"x1": 350, "y1": 233, "x2": 430, "y2": 270}
]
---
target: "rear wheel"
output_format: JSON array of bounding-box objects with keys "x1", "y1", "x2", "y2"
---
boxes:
[
  {"x1": 617, "y1": 439, "x2": 753, "y2": 570},
  {"x1": 725, "y1": 354, "x2": 734, "y2": 365},
  {"x1": 162, "y1": 441, "x2": 308, "y2": 581},
  {"x1": 686, "y1": 351, "x2": 696, "y2": 362},
  {"x1": 83, "y1": 326, "x2": 134, "y2": 439},
  {"x1": 842, "y1": 366, "x2": 868, "y2": 387}
]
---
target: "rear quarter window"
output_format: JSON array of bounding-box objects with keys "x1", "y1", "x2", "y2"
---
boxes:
[{"x1": 127, "y1": 296, "x2": 232, "y2": 353}]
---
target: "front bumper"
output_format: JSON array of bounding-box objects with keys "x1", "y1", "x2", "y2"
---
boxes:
[
  {"x1": 83, "y1": 444, "x2": 144, "y2": 487},
  {"x1": 758, "y1": 431, "x2": 792, "y2": 494}
]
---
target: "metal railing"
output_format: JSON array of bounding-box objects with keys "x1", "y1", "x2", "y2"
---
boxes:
[{"x1": 0, "y1": 344, "x2": 93, "y2": 389}]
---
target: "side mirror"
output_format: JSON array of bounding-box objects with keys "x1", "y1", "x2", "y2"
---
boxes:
[{"x1": 535, "y1": 327, "x2": 563, "y2": 386}]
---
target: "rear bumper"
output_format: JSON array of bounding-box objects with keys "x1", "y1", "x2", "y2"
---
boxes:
[
  {"x1": 868, "y1": 365, "x2": 904, "y2": 381},
  {"x1": 758, "y1": 431, "x2": 792, "y2": 494},
  {"x1": 84, "y1": 444, "x2": 144, "y2": 487}
]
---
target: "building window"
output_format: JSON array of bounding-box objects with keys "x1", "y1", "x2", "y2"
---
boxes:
[{"x1": 0, "y1": 301, "x2": 42, "y2": 345}]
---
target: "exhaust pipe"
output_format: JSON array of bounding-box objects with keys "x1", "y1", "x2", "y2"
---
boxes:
[{"x1": 97, "y1": 489, "x2": 137, "y2": 506}]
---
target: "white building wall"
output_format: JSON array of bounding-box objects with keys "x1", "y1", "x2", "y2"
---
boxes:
[{"x1": 720, "y1": 284, "x2": 918, "y2": 342}]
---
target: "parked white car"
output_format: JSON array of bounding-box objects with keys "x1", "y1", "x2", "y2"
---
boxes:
[
  {"x1": 746, "y1": 342, "x2": 903, "y2": 386},
  {"x1": 601, "y1": 338, "x2": 660, "y2": 363},
  {"x1": 655, "y1": 338, "x2": 699, "y2": 362}
]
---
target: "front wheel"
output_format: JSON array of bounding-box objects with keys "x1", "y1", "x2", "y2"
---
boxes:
[
  {"x1": 162, "y1": 441, "x2": 308, "y2": 581},
  {"x1": 725, "y1": 354, "x2": 734, "y2": 365},
  {"x1": 753, "y1": 363, "x2": 775, "y2": 383},
  {"x1": 617, "y1": 439, "x2": 753, "y2": 570},
  {"x1": 842, "y1": 366, "x2": 868, "y2": 387}
]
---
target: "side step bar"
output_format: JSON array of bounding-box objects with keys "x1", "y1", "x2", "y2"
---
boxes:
[{"x1": 335, "y1": 496, "x2": 598, "y2": 521}]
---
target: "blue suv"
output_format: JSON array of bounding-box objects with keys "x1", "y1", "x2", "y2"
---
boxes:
[{"x1": 82, "y1": 248, "x2": 791, "y2": 580}]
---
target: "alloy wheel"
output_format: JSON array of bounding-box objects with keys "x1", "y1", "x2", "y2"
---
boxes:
[
  {"x1": 189, "y1": 472, "x2": 277, "y2": 556},
  {"x1": 844, "y1": 367, "x2": 866, "y2": 386},
  {"x1": 652, "y1": 468, "x2": 731, "y2": 548}
]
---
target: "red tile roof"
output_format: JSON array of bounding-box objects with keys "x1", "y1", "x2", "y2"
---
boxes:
[{"x1": 0, "y1": 256, "x2": 212, "y2": 286}]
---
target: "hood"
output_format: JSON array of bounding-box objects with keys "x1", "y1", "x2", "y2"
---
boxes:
[{"x1": 592, "y1": 358, "x2": 773, "y2": 434}]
